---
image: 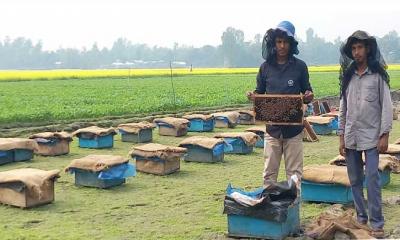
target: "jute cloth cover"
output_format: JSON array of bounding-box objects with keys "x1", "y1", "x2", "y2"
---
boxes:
[
  {"x1": 29, "y1": 132, "x2": 73, "y2": 141},
  {"x1": 303, "y1": 165, "x2": 350, "y2": 186},
  {"x1": 72, "y1": 126, "x2": 116, "y2": 137},
  {"x1": 211, "y1": 111, "x2": 240, "y2": 124},
  {"x1": 65, "y1": 155, "x2": 128, "y2": 172},
  {"x1": 329, "y1": 154, "x2": 398, "y2": 173},
  {"x1": 182, "y1": 114, "x2": 214, "y2": 121},
  {"x1": 306, "y1": 116, "x2": 334, "y2": 125},
  {"x1": 130, "y1": 143, "x2": 186, "y2": 160},
  {"x1": 178, "y1": 136, "x2": 224, "y2": 149},
  {"x1": 117, "y1": 121, "x2": 155, "y2": 134},
  {"x1": 153, "y1": 117, "x2": 189, "y2": 129},
  {"x1": 214, "y1": 132, "x2": 259, "y2": 146},
  {"x1": 245, "y1": 126, "x2": 266, "y2": 134},
  {"x1": 238, "y1": 110, "x2": 256, "y2": 117},
  {"x1": 0, "y1": 138, "x2": 38, "y2": 151}
]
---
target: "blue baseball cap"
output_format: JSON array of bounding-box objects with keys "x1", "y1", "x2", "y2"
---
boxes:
[{"x1": 276, "y1": 21, "x2": 295, "y2": 38}]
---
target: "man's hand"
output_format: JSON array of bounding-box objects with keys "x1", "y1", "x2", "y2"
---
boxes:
[
  {"x1": 378, "y1": 133, "x2": 389, "y2": 153},
  {"x1": 339, "y1": 134, "x2": 346, "y2": 156},
  {"x1": 304, "y1": 90, "x2": 314, "y2": 103},
  {"x1": 246, "y1": 91, "x2": 255, "y2": 101}
]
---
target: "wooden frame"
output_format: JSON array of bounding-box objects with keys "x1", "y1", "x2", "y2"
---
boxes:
[{"x1": 253, "y1": 94, "x2": 304, "y2": 125}]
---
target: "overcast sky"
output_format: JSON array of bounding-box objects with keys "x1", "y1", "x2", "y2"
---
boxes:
[{"x1": 0, "y1": 0, "x2": 398, "y2": 51}]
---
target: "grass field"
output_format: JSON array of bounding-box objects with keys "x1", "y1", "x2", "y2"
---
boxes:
[
  {"x1": 0, "y1": 124, "x2": 399, "y2": 240},
  {"x1": 1, "y1": 70, "x2": 400, "y2": 126}
]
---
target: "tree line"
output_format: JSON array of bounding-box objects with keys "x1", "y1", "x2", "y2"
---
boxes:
[{"x1": 0, "y1": 27, "x2": 399, "y2": 69}]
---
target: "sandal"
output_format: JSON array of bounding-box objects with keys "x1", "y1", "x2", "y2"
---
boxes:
[{"x1": 370, "y1": 228, "x2": 385, "y2": 239}]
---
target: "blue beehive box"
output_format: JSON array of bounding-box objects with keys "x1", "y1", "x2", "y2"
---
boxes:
[
  {"x1": 0, "y1": 138, "x2": 37, "y2": 165},
  {"x1": 0, "y1": 150, "x2": 14, "y2": 165},
  {"x1": 307, "y1": 116, "x2": 335, "y2": 135},
  {"x1": 245, "y1": 126, "x2": 266, "y2": 149},
  {"x1": 73, "y1": 126, "x2": 117, "y2": 149},
  {"x1": 14, "y1": 149, "x2": 35, "y2": 162},
  {"x1": 224, "y1": 184, "x2": 300, "y2": 240},
  {"x1": 302, "y1": 180, "x2": 353, "y2": 204},
  {"x1": 212, "y1": 112, "x2": 239, "y2": 128},
  {"x1": 215, "y1": 132, "x2": 258, "y2": 155},
  {"x1": 183, "y1": 114, "x2": 215, "y2": 132},
  {"x1": 66, "y1": 155, "x2": 136, "y2": 189},
  {"x1": 179, "y1": 136, "x2": 226, "y2": 163},
  {"x1": 364, "y1": 169, "x2": 391, "y2": 188}
]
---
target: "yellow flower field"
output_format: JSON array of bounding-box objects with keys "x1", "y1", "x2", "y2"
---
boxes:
[{"x1": 0, "y1": 64, "x2": 399, "y2": 81}]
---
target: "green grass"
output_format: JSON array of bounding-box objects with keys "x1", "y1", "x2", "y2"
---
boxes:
[
  {"x1": 0, "y1": 124, "x2": 399, "y2": 239},
  {"x1": 1, "y1": 70, "x2": 399, "y2": 125}
]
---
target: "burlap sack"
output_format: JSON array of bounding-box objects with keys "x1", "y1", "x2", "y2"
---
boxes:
[
  {"x1": 117, "y1": 121, "x2": 155, "y2": 134},
  {"x1": 130, "y1": 143, "x2": 187, "y2": 160},
  {"x1": 238, "y1": 110, "x2": 256, "y2": 117},
  {"x1": 394, "y1": 138, "x2": 400, "y2": 145},
  {"x1": 72, "y1": 126, "x2": 116, "y2": 137},
  {"x1": 178, "y1": 136, "x2": 224, "y2": 149},
  {"x1": 0, "y1": 168, "x2": 60, "y2": 200},
  {"x1": 65, "y1": 155, "x2": 128, "y2": 172},
  {"x1": 0, "y1": 138, "x2": 38, "y2": 151},
  {"x1": 212, "y1": 111, "x2": 240, "y2": 124},
  {"x1": 321, "y1": 111, "x2": 340, "y2": 118},
  {"x1": 153, "y1": 117, "x2": 190, "y2": 129},
  {"x1": 245, "y1": 126, "x2": 266, "y2": 135},
  {"x1": 214, "y1": 132, "x2": 259, "y2": 146},
  {"x1": 306, "y1": 209, "x2": 374, "y2": 239},
  {"x1": 29, "y1": 132, "x2": 73, "y2": 141},
  {"x1": 303, "y1": 165, "x2": 350, "y2": 186},
  {"x1": 182, "y1": 114, "x2": 214, "y2": 121},
  {"x1": 306, "y1": 116, "x2": 334, "y2": 125},
  {"x1": 329, "y1": 154, "x2": 399, "y2": 173},
  {"x1": 384, "y1": 144, "x2": 400, "y2": 154}
]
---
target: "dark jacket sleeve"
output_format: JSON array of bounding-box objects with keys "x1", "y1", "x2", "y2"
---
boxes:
[
  {"x1": 255, "y1": 63, "x2": 267, "y2": 94},
  {"x1": 300, "y1": 63, "x2": 312, "y2": 94}
]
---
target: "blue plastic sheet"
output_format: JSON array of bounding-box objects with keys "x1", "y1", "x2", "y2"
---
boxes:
[
  {"x1": 223, "y1": 138, "x2": 237, "y2": 152},
  {"x1": 98, "y1": 163, "x2": 136, "y2": 180},
  {"x1": 213, "y1": 143, "x2": 226, "y2": 156}
]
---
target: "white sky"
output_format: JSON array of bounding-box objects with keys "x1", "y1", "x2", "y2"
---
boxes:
[{"x1": 0, "y1": 0, "x2": 398, "y2": 51}]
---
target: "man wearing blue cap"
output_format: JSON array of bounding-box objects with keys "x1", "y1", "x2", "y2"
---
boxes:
[{"x1": 247, "y1": 21, "x2": 314, "y2": 187}]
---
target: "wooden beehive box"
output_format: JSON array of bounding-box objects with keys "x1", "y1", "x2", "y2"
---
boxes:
[{"x1": 253, "y1": 94, "x2": 304, "y2": 125}]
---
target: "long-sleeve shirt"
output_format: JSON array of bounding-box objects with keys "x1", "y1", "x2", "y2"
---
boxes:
[
  {"x1": 338, "y1": 68, "x2": 393, "y2": 151},
  {"x1": 255, "y1": 57, "x2": 313, "y2": 139}
]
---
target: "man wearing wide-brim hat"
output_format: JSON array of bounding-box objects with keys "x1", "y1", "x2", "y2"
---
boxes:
[
  {"x1": 338, "y1": 30, "x2": 392, "y2": 238},
  {"x1": 247, "y1": 21, "x2": 314, "y2": 187}
]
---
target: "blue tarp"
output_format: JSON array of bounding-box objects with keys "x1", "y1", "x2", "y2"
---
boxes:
[{"x1": 98, "y1": 163, "x2": 136, "y2": 180}]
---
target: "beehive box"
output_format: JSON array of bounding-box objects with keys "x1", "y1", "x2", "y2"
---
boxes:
[
  {"x1": 212, "y1": 112, "x2": 239, "y2": 128},
  {"x1": 130, "y1": 143, "x2": 186, "y2": 175},
  {"x1": 72, "y1": 126, "x2": 116, "y2": 149},
  {"x1": 117, "y1": 122, "x2": 155, "y2": 143},
  {"x1": 306, "y1": 116, "x2": 335, "y2": 135},
  {"x1": 182, "y1": 114, "x2": 215, "y2": 132},
  {"x1": 238, "y1": 110, "x2": 256, "y2": 125},
  {"x1": 179, "y1": 136, "x2": 225, "y2": 163},
  {"x1": 0, "y1": 138, "x2": 37, "y2": 165},
  {"x1": 224, "y1": 184, "x2": 300, "y2": 240},
  {"x1": 0, "y1": 168, "x2": 60, "y2": 208},
  {"x1": 214, "y1": 132, "x2": 259, "y2": 154},
  {"x1": 153, "y1": 117, "x2": 189, "y2": 137},
  {"x1": 302, "y1": 165, "x2": 353, "y2": 204},
  {"x1": 66, "y1": 155, "x2": 135, "y2": 189},
  {"x1": 245, "y1": 126, "x2": 266, "y2": 148},
  {"x1": 29, "y1": 132, "x2": 72, "y2": 156},
  {"x1": 301, "y1": 180, "x2": 353, "y2": 204},
  {"x1": 253, "y1": 94, "x2": 303, "y2": 125}
]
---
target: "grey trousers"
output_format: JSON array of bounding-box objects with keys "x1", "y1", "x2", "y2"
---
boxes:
[
  {"x1": 263, "y1": 132, "x2": 303, "y2": 186},
  {"x1": 346, "y1": 148, "x2": 384, "y2": 230}
]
